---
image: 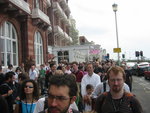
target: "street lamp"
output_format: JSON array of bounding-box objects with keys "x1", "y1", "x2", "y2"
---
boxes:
[{"x1": 112, "y1": 3, "x2": 120, "y2": 65}]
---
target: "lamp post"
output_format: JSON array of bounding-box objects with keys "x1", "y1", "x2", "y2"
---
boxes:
[{"x1": 112, "y1": 3, "x2": 120, "y2": 65}]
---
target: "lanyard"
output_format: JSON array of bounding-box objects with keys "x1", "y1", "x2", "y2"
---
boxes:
[
  {"x1": 25, "y1": 99, "x2": 33, "y2": 113},
  {"x1": 111, "y1": 98, "x2": 123, "y2": 112}
]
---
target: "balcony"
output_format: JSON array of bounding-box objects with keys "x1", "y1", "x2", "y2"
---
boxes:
[
  {"x1": 54, "y1": 25, "x2": 64, "y2": 38},
  {"x1": 53, "y1": 2, "x2": 67, "y2": 20},
  {"x1": 53, "y1": 2, "x2": 70, "y2": 26},
  {"x1": 0, "y1": 0, "x2": 31, "y2": 15},
  {"x1": 48, "y1": 26, "x2": 52, "y2": 33},
  {"x1": 47, "y1": 0, "x2": 51, "y2": 8},
  {"x1": 64, "y1": 32, "x2": 69, "y2": 40},
  {"x1": 58, "y1": 0, "x2": 71, "y2": 14},
  {"x1": 32, "y1": 8, "x2": 50, "y2": 25},
  {"x1": 69, "y1": 36, "x2": 73, "y2": 43}
]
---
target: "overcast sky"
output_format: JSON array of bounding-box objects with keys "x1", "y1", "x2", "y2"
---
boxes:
[{"x1": 68, "y1": 0, "x2": 150, "y2": 60}]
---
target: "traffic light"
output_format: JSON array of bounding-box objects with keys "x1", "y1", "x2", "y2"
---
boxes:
[
  {"x1": 135, "y1": 51, "x2": 139, "y2": 57},
  {"x1": 140, "y1": 51, "x2": 143, "y2": 56},
  {"x1": 122, "y1": 54, "x2": 125, "y2": 58}
]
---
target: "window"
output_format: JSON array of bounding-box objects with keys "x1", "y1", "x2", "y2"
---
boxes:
[
  {"x1": 35, "y1": 0, "x2": 40, "y2": 8},
  {"x1": 0, "y1": 21, "x2": 18, "y2": 67},
  {"x1": 34, "y1": 31, "x2": 43, "y2": 65}
]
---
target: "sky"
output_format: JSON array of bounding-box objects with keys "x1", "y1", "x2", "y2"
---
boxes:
[{"x1": 68, "y1": 0, "x2": 150, "y2": 60}]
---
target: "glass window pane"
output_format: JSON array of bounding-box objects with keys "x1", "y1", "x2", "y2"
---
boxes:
[
  {"x1": 1, "y1": 23, "x2": 5, "y2": 36},
  {"x1": 7, "y1": 40, "x2": 11, "y2": 52},
  {"x1": 37, "y1": 46, "x2": 39, "y2": 55},
  {"x1": 6, "y1": 22, "x2": 10, "y2": 37},
  {"x1": 40, "y1": 46, "x2": 42, "y2": 54},
  {"x1": 12, "y1": 28, "x2": 16, "y2": 39},
  {"x1": 37, "y1": 55, "x2": 39, "y2": 64},
  {"x1": 1, "y1": 53, "x2": 4, "y2": 66},
  {"x1": 7, "y1": 53, "x2": 11, "y2": 65},
  {"x1": 13, "y1": 41, "x2": 16, "y2": 53},
  {"x1": 0, "y1": 39, "x2": 5, "y2": 52},
  {"x1": 13, "y1": 54, "x2": 16, "y2": 65}
]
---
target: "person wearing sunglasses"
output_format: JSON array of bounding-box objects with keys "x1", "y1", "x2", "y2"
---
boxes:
[
  {"x1": 14, "y1": 79, "x2": 39, "y2": 113},
  {"x1": 40, "y1": 74, "x2": 79, "y2": 113}
]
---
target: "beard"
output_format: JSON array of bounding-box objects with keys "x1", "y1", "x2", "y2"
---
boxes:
[
  {"x1": 48, "y1": 105, "x2": 70, "y2": 113},
  {"x1": 112, "y1": 85, "x2": 122, "y2": 93}
]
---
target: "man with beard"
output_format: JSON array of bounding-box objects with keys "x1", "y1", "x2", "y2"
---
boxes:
[
  {"x1": 40, "y1": 74, "x2": 79, "y2": 113},
  {"x1": 95, "y1": 66, "x2": 143, "y2": 113}
]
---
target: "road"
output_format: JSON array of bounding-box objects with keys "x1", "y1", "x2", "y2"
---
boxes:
[{"x1": 132, "y1": 76, "x2": 150, "y2": 113}]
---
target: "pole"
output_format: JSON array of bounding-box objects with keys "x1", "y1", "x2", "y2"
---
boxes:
[{"x1": 114, "y1": 11, "x2": 120, "y2": 65}]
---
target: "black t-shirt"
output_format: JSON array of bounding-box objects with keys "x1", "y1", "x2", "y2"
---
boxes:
[
  {"x1": 0, "y1": 82, "x2": 14, "y2": 113},
  {"x1": 0, "y1": 73, "x2": 5, "y2": 85},
  {"x1": 0, "y1": 95, "x2": 9, "y2": 113}
]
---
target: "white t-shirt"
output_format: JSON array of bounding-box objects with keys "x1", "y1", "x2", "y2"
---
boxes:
[{"x1": 81, "y1": 72, "x2": 101, "y2": 97}]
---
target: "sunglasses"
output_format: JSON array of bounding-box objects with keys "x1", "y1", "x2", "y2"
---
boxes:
[{"x1": 25, "y1": 85, "x2": 34, "y2": 88}]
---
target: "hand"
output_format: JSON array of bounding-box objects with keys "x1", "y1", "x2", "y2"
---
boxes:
[{"x1": 8, "y1": 90, "x2": 13, "y2": 96}]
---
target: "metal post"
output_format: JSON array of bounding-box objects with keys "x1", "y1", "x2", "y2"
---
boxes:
[
  {"x1": 114, "y1": 11, "x2": 120, "y2": 65},
  {"x1": 112, "y1": 3, "x2": 120, "y2": 65}
]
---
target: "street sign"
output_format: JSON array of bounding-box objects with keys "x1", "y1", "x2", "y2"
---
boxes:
[{"x1": 113, "y1": 48, "x2": 121, "y2": 53}]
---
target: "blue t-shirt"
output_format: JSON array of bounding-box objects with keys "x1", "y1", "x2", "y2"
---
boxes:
[{"x1": 21, "y1": 101, "x2": 37, "y2": 113}]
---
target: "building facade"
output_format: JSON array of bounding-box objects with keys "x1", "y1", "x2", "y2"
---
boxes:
[{"x1": 0, "y1": 0, "x2": 73, "y2": 69}]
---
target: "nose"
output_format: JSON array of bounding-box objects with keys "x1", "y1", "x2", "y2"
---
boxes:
[
  {"x1": 114, "y1": 80, "x2": 119, "y2": 85},
  {"x1": 51, "y1": 98, "x2": 58, "y2": 107}
]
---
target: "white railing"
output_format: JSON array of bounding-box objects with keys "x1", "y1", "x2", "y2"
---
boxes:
[
  {"x1": 32, "y1": 8, "x2": 50, "y2": 25},
  {"x1": 47, "y1": 0, "x2": 51, "y2": 7},
  {"x1": 53, "y1": 2, "x2": 68, "y2": 21},
  {"x1": 64, "y1": 32, "x2": 69, "y2": 40},
  {"x1": 54, "y1": 25, "x2": 64, "y2": 37},
  {"x1": 9, "y1": 0, "x2": 31, "y2": 14}
]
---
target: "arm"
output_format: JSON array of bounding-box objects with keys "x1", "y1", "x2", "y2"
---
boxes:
[
  {"x1": 131, "y1": 96, "x2": 143, "y2": 113},
  {"x1": 92, "y1": 83, "x2": 102, "y2": 98},
  {"x1": 13, "y1": 103, "x2": 20, "y2": 113}
]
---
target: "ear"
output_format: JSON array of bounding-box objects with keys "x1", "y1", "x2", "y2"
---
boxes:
[{"x1": 70, "y1": 96, "x2": 76, "y2": 104}]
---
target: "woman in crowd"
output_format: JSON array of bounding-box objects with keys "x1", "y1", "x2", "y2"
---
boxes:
[{"x1": 14, "y1": 79, "x2": 39, "y2": 113}]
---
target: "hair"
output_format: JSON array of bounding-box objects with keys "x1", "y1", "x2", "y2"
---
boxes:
[
  {"x1": 8, "y1": 64, "x2": 13, "y2": 68},
  {"x1": 107, "y1": 66, "x2": 126, "y2": 80},
  {"x1": 4, "y1": 72, "x2": 15, "y2": 81},
  {"x1": 49, "y1": 74, "x2": 78, "y2": 97},
  {"x1": 15, "y1": 67, "x2": 22, "y2": 72},
  {"x1": 18, "y1": 73, "x2": 28, "y2": 81},
  {"x1": 72, "y1": 61, "x2": 78, "y2": 66},
  {"x1": 86, "y1": 84, "x2": 94, "y2": 90},
  {"x1": 20, "y1": 79, "x2": 39, "y2": 100},
  {"x1": 50, "y1": 63, "x2": 56, "y2": 68},
  {"x1": 54, "y1": 70, "x2": 64, "y2": 76}
]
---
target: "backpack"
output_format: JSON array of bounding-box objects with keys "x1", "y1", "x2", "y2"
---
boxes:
[{"x1": 97, "y1": 92, "x2": 134, "y2": 113}]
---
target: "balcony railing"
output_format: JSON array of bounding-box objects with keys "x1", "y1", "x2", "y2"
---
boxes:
[
  {"x1": 54, "y1": 25, "x2": 64, "y2": 38},
  {"x1": 64, "y1": 32, "x2": 69, "y2": 40},
  {"x1": 8, "y1": 0, "x2": 31, "y2": 14},
  {"x1": 53, "y1": 2, "x2": 67, "y2": 20},
  {"x1": 58, "y1": 0, "x2": 71, "y2": 14},
  {"x1": 32, "y1": 8, "x2": 50, "y2": 25},
  {"x1": 47, "y1": 0, "x2": 51, "y2": 7},
  {"x1": 53, "y1": 2, "x2": 70, "y2": 26}
]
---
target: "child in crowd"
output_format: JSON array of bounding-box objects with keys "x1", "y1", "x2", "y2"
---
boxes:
[{"x1": 83, "y1": 84, "x2": 94, "y2": 113}]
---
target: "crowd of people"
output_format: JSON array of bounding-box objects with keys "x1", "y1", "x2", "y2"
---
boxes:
[{"x1": 0, "y1": 60, "x2": 143, "y2": 113}]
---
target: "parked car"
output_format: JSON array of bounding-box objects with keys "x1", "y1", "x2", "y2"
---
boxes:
[
  {"x1": 144, "y1": 67, "x2": 150, "y2": 80},
  {"x1": 133, "y1": 62, "x2": 150, "y2": 76},
  {"x1": 126, "y1": 62, "x2": 137, "y2": 75}
]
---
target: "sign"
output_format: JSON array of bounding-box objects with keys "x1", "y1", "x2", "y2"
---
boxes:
[{"x1": 113, "y1": 48, "x2": 121, "y2": 53}]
